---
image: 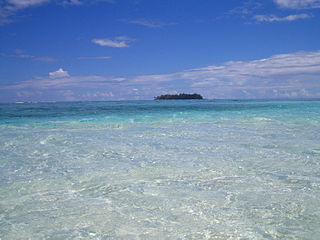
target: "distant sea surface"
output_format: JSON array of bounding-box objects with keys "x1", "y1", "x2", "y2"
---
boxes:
[{"x1": 1, "y1": 100, "x2": 320, "y2": 239}]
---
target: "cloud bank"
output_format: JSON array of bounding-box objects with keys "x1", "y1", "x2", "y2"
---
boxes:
[{"x1": 1, "y1": 50, "x2": 320, "y2": 101}]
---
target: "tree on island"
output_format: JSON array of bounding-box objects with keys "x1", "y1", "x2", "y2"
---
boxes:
[{"x1": 154, "y1": 93, "x2": 203, "y2": 100}]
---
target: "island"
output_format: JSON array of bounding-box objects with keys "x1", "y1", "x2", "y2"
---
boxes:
[{"x1": 154, "y1": 93, "x2": 203, "y2": 100}]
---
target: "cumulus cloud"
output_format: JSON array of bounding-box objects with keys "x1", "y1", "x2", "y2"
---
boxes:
[
  {"x1": 1, "y1": 50, "x2": 320, "y2": 101},
  {"x1": 253, "y1": 13, "x2": 311, "y2": 22},
  {"x1": 274, "y1": 0, "x2": 320, "y2": 9},
  {"x1": 92, "y1": 36, "x2": 133, "y2": 48},
  {"x1": 49, "y1": 68, "x2": 70, "y2": 78}
]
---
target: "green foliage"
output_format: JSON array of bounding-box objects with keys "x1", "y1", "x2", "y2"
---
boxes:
[{"x1": 154, "y1": 93, "x2": 203, "y2": 100}]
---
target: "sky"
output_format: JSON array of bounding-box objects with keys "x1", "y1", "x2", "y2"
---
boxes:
[{"x1": 0, "y1": 0, "x2": 320, "y2": 101}]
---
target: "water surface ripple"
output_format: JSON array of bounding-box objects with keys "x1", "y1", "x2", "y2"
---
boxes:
[{"x1": 0, "y1": 100, "x2": 320, "y2": 239}]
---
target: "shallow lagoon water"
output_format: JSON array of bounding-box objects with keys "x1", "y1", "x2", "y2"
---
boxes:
[{"x1": 0, "y1": 100, "x2": 320, "y2": 239}]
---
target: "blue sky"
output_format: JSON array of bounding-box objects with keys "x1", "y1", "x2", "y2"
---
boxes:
[{"x1": 0, "y1": 0, "x2": 320, "y2": 101}]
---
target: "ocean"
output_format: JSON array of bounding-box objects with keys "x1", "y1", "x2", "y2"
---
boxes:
[{"x1": 0, "y1": 100, "x2": 320, "y2": 239}]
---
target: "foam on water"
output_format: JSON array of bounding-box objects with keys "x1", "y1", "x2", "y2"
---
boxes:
[{"x1": 0, "y1": 100, "x2": 320, "y2": 239}]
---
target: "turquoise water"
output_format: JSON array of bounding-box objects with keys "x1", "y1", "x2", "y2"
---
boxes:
[{"x1": 0, "y1": 100, "x2": 320, "y2": 239}]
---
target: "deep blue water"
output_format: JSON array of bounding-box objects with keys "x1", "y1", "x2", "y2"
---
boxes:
[{"x1": 0, "y1": 100, "x2": 320, "y2": 239}]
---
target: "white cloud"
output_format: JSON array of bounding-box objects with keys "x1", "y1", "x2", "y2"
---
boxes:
[
  {"x1": 2, "y1": 73, "x2": 124, "y2": 90},
  {"x1": 129, "y1": 50, "x2": 320, "y2": 99},
  {"x1": 253, "y1": 13, "x2": 311, "y2": 22},
  {"x1": 7, "y1": 0, "x2": 50, "y2": 9},
  {"x1": 274, "y1": 0, "x2": 320, "y2": 8},
  {"x1": 0, "y1": 0, "x2": 50, "y2": 24},
  {"x1": 119, "y1": 18, "x2": 176, "y2": 28},
  {"x1": 92, "y1": 36, "x2": 133, "y2": 48},
  {"x1": 0, "y1": 51, "x2": 56, "y2": 61},
  {"x1": 226, "y1": 1, "x2": 263, "y2": 17},
  {"x1": 77, "y1": 56, "x2": 112, "y2": 60},
  {"x1": 0, "y1": 52, "x2": 34, "y2": 59},
  {"x1": 112, "y1": 77, "x2": 126, "y2": 81},
  {"x1": 0, "y1": 0, "x2": 114, "y2": 24},
  {"x1": 49, "y1": 68, "x2": 70, "y2": 78},
  {"x1": 61, "y1": 0, "x2": 116, "y2": 6},
  {"x1": 1, "y1": 50, "x2": 320, "y2": 101},
  {"x1": 128, "y1": 19, "x2": 163, "y2": 28},
  {"x1": 157, "y1": 50, "x2": 320, "y2": 82},
  {"x1": 226, "y1": 1, "x2": 317, "y2": 24}
]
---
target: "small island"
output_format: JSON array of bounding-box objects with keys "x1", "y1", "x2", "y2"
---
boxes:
[{"x1": 154, "y1": 93, "x2": 203, "y2": 100}]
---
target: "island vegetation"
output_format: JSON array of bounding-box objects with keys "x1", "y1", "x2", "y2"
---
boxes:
[{"x1": 154, "y1": 93, "x2": 203, "y2": 100}]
